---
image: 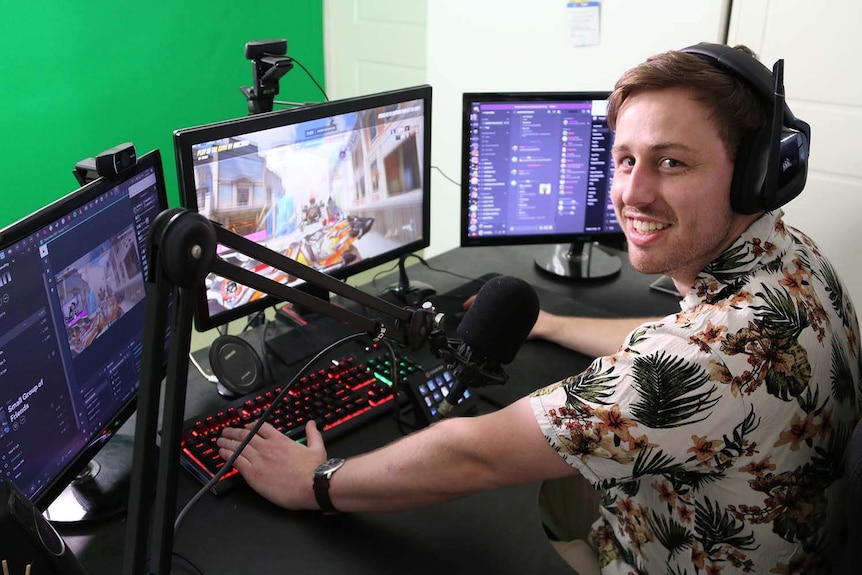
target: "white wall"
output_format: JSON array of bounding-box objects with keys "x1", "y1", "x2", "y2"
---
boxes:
[
  {"x1": 324, "y1": 0, "x2": 862, "y2": 307},
  {"x1": 324, "y1": 0, "x2": 427, "y2": 100},
  {"x1": 426, "y1": 0, "x2": 730, "y2": 258},
  {"x1": 727, "y1": 0, "x2": 862, "y2": 310}
]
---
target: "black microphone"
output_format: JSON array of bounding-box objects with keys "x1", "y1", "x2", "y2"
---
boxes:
[{"x1": 437, "y1": 276, "x2": 540, "y2": 417}]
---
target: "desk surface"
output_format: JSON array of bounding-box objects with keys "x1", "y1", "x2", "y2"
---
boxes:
[{"x1": 62, "y1": 244, "x2": 681, "y2": 575}]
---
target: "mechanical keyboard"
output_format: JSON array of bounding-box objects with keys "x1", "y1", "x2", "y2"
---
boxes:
[{"x1": 181, "y1": 342, "x2": 423, "y2": 494}]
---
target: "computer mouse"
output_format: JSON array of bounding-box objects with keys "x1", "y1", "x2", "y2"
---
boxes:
[
  {"x1": 411, "y1": 285, "x2": 437, "y2": 304},
  {"x1": 387, "y1": 283, "x2": 437, "y2": 307}
]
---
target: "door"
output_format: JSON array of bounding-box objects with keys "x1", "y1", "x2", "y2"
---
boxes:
[
  {"x1": 324, "y1": 0, "x2": 427, "y2": 99},
  {"x1": 728, "y1": 0, "x2": 862, "y2": 305}
]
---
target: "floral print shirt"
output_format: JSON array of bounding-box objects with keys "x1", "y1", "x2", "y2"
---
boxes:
[{"x1": 530, "y1": 211, "x2": 862, "y2": 575}]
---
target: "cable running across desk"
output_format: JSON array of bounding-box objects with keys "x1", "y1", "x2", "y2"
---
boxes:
[
  {"x1": 175, "y1": 333, "x2": 423, "y2": 530},
  {"x1": 175, "y1": 274, "x2": 503, "y2": 532}
]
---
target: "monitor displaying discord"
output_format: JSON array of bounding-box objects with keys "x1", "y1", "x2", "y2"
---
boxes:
[{"x1": 464, "y1": 95, "x2": 621, "y2": 242}]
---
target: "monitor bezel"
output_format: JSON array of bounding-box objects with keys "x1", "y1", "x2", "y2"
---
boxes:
[
  {"x1": 459, "y1": 90, "x2": 624, "y2": 248},
  {"x1": 0, "y1": 150, "x2": 169, "y2": 511},
  {"x1": 174, "y1": 84, "x2": 433, "y2": 332}
]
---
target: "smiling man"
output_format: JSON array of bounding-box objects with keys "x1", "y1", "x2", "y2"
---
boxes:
[
  {"x1": 528, "y1": 44, "x2": 861, "y2": 574},
  {"x1": 218, "y1": 44, "x2": 862, "y2": 575},
  {"x1": 611, "y1": 87, "x2": 757, "y2": 287}
]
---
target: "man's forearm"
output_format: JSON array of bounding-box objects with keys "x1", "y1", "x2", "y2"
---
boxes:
[
  {"x1": 531, "y1": 312, "x2": 660, "y2": 357},
  {"x1": 327, "y1": 398, "x2": 577, "y2": 512}
]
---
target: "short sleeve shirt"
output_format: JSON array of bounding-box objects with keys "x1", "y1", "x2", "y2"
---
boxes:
[{"x1": 530, "y1": 211, "x2": 862, "y2": 575}]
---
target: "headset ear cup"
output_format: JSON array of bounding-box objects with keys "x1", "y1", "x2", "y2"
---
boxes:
[
  {"x1": 680, "y1": 43, "x2": 810, "y2": 214},
  {"x1": 731, "y1": 128, "x2": 772, "y2": 214},
  {"x1": 768, "y1": 128, "x2": 809, "y2": 210}
]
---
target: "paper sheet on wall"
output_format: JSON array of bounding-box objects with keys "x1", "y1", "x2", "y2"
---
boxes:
[{"x1": 566, "y1": 1, "x2": 601, "y2": 46}]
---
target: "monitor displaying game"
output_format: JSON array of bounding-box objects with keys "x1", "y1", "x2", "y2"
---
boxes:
[
  {"x1": 174, "y1": 85, "x2": 433, "y2": 330},
  {"x1": 0, "y1": 150, "x2": 169, "y2": 519}
]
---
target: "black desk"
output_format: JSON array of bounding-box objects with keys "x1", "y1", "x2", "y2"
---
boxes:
[{"x1": 60, "y1": 244, "x2": 681, "y2": 575}]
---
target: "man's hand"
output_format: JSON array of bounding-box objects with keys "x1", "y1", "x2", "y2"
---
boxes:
[{"x1": 217, "y1": 420, "x2": 328, "y2": 509}]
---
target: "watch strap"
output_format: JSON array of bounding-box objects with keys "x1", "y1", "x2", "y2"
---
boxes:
[{"x1": 313, "y1": 458, "x2": 345, "y2": 513}]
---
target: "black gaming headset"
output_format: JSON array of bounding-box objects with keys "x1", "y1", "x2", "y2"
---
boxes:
[{"x1": 680, "y1": 42, "x2": 811, "y2": 215}]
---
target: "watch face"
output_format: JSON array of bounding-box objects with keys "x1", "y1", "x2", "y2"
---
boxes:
[{"x1": 317, "y1": 458, "x2": 345, "y2": 475}]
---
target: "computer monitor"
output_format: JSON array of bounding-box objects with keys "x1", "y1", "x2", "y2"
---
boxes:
[
  {"x1": 461, "y1": 91, "x2": 625, "y2": 279},
  {"x1": 0, "y1": 150, "x2": 169, "y2": 522},
  {"x1": 174, "y1": 85, "x2": 433, "y2": 331}
]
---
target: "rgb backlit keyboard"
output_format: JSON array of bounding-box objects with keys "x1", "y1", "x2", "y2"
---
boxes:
[{"x1": 181, "y1": 343, "x2": 422, "y2": 494}]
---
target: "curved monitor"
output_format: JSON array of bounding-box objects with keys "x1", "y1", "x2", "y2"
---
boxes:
[
  {"x1": 0, "y1": 150, "x2": 169, "y2": 520},
  {"x1": 174, "y1": 85, "x2": 433, "y2": 331},
  {"x1": 460, "y1": 91, "x2": 624, "y2": 279}
]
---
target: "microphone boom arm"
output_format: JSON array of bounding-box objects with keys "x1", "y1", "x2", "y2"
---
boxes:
[
  {"x1": 207, "y1": 221, "x2": 432, "y2": 349},
  {"x1": 123, "y1": 208, "x2": 443, "y2": 575}
]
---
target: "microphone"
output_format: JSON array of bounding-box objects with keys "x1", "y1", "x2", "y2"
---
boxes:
[{"x1": 437, "y1": 276, "x2": 540, "y2": 417}]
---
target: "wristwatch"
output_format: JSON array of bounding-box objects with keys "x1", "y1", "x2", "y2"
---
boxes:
[{"x1": 313, "y1": 457, "x2": 346, "y2": 513}]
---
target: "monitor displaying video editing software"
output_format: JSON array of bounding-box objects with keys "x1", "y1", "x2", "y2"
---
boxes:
[
  {"x1": 0, "y1": 150, "x2": 169, "y2": 520},
  {"x1": 461, "y1": 91, "x2": 625, "y2": 278},
  {"x1": 174, "y1": 85, "x2": 433, "y2": 331}
]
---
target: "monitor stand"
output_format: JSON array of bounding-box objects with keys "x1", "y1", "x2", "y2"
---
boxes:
[
  {"x1": 382, "y1": 253, "x2": 436, "y2": 306},
  {"x1": 42, "y1": 434, "x2": 133, "y2": 524},
  {"x1": 534, "y1": 240, "x2": 622, "y2": 279}
]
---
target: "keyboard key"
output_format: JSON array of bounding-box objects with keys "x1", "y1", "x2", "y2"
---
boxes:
[{"x1": 181, "y1": 346, "x2": 423, "y2": 494}]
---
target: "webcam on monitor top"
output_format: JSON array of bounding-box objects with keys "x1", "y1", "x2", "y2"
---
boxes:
[
  {"x1": 241, "y1": 39, "x2": 294, "y2": 115},
  {"x1": 72, "y1": 142, "x2": 137, "y2": 186},
  {"x1": 244, "y1": 39, "x2": 287, "y2": 61}
]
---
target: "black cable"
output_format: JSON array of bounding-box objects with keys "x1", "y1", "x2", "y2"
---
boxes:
[
  {"x1": 177, "y1": 267, "x2": 488, "y2": 528},
  {"x1": 240, "y1": 310, "x2": 265, "y2": 332},
  {"x1": 369, "y1": 252, "x2": 489, "y2": 302},
  {"x1": 173, "y1": 331, "x2": 367, "y2": 532},
  {"x1": 261, "y1": 311, "x2": 272, "y2": 345},
  {"x1": 172, "y1": 551, "x2": 206, "y2": 575},
  {"x1": 375, "y1": 338, "x2": 421, "y2": 437},
  {"x1": 370, "y1": 260, "x2": 401, "y2": 284},
  {"x1": 259, "y1": 312, "x2": 275, "y2": 379},
  {"x1": 213, "y1": 309, "x2": 263, "y2": 337},
  {"x1": 411, "y1": 254, "x2": 481, "y2": 285},
  {"x1": 431, "y1": 165, "x2": 460, "y2": 187},
  {"x1": 290, "y1": 56, "x2": 329, "y2": 102},
  {"x1": 410, "y1": 253, "x2": 489, "y2": 295}
]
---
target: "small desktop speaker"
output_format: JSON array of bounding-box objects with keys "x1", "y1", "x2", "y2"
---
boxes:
[
  {"x1": 209, "y1": 334, "x2": 267, "y2": 396},
  {"x1": 0, "y1": 481, "x2": 88, "y2": 575}
]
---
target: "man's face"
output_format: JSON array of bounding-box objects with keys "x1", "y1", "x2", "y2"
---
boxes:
[{"x1": 611, "y1": 87, "x2": 753, "y2": 288}]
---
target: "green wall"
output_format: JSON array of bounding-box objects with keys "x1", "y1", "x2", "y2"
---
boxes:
[{"x1": 0, "y1": 1, "x2": 324, "y2": 229}]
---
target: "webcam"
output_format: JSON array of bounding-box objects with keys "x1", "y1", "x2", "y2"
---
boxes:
[
  {"x1": 73, "y1": 142, "x2": 137, "y2": 186},
  {"x1": 244, "y1": 39, "x2": 287, "y2": 60},
  {"x1": 241, "y1": 39, "x2": 294, "y2": 115}
]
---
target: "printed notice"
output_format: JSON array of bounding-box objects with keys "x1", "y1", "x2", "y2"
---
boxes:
[{"x1": 567, "y1": 1, "x2": 601, "y2": 47}]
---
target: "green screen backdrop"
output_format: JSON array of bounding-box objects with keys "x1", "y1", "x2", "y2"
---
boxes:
[{"x1": 0, "y1": 1, "x2": 324, "y2": 229}]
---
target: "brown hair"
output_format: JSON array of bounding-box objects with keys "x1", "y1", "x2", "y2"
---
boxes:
[{"x1": 607, "y1": 46, "x2": 769, "y2": 160}]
